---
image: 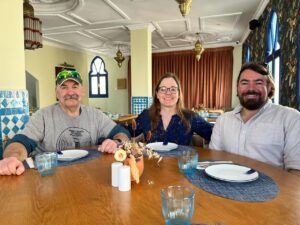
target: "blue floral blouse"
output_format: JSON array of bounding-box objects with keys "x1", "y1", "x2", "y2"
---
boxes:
[{"x1": 126, "y1": 109, "x2": 213, "y2": 145}]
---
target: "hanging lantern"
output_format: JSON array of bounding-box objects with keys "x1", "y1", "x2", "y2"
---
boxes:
[
  {"x1": 23, "y1": 0, "x2": 43, "y2": 50},
  {"x1": 174, "y1": 0, "x2": 193, "y2": 17},
  {"x1": 114, "y1": 49, "x2": 125, "y2": 68},
  {"x1": 194, "y1": 33, "x2": 204, "y2": 61}
]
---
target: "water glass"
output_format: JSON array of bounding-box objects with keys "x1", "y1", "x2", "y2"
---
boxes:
[
  {"x1": 178, "y1": 150, "x2": 198, "y2": 175},
  {"x1": 161, "y1": 186, "x2": 195, "y2": 225},
  {"x1": 35, "y1": 152, "x2": 58, "y2": 176}
]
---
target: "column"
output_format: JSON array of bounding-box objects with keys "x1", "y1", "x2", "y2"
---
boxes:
[
  {"x1": 128, "y1": 24, "x2": 155, "y2": 114},
  {"x1": 0, "y1": 0, "x2": 29, "y2": 158}
]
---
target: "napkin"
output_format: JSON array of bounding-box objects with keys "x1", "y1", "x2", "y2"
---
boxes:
[
  {"x1": 22, "y1": 157, "x2": 35, "y2": 169},
  {"x1": 197, "y1": 160, "x2": 233, "y2": 170}
]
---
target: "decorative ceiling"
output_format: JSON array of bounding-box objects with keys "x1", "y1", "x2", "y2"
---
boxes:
[{"x1": 31, "y1": 0, "x2": 269, "y2": 56}]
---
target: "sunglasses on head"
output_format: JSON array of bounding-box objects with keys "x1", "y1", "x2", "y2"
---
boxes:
[
  {"x1": 258, "y1": 62, "x2": 270, "y2": 70},
  {"x1": 250, "y1": 62, "x2": 270, "y2": 76},
  {"x1": 56, "y1": 70, "x2": 82, "y2": 84}
]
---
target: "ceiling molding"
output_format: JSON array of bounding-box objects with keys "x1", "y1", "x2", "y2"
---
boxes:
[
  {"x1": 35, "y1": 0, "x2": 265, "y2": 56},
  {"x1": 240, "y1": 0, "x2": 270, "y2": 43},
  {"x1": 33, "y1": 0, "x2": 81, "y2": 15},
  {"x1": 127, "y1": 23, "x2": 156, "y2": 32}
]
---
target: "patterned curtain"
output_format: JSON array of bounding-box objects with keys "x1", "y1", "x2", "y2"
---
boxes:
[
  {"x1": 297, "y1": 27, "x2": 300, "y2": 110},
  {"x1": 242, "y1": 0, "x2": 300, "y2": 108}
]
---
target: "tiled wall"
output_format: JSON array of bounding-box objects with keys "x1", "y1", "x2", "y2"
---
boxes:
[
  {"x1": 0, "y1": 90, "x2": 29, "y2": 158},
  {"x1": 131, "y1": 96, "x2": 153, "y2": 115}
]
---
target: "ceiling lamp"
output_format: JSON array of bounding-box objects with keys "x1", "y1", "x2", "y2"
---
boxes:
[
  {"x1": 23, "y1": 0, "x2": 43, "y2": 50},
  {"x1": 194, "y1": 33, "x2": 205, "y2": 61},
  {"x1": 175, "y1": 0, "x2": 193, "y2": 17},
  {"x1": 114, "y1": 49, "x2": 125, "y2": 68}
]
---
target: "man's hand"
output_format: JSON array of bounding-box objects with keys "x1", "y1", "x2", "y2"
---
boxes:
[
  {"x1": 98, "y1": 139, "x2": 118, "y2": 154},
  {"x1": 0, "y1": 157, "x2": 25, "y2": 176}
]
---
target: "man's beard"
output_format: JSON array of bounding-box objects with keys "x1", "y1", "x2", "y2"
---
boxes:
[{"x1": 238, "y1": 91, "x2": 267, "y2": 110}]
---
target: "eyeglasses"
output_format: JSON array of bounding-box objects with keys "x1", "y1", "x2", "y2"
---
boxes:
[
  {"x1": 56, "y1": 70, "x2": 82, "y2": 84},
  {"x1": 158, "y1": 86, "x2": 179, "y2": 94}
]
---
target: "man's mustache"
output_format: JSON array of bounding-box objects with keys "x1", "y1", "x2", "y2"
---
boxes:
[
  {"x1": 242, "y1": 91, "x2": 260, "y2": 96},
  {"x1": 63, "y1": 94, "x2": 79, "y2": 100}
]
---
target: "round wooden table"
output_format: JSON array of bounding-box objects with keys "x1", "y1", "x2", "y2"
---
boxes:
[{"x1": 1, "y1": 147, "x2": 300, "y2": 225}]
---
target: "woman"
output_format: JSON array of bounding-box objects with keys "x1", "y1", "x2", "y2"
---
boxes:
[{"x1": 127, "y1": 73, "x2": 213, "y2": 145}]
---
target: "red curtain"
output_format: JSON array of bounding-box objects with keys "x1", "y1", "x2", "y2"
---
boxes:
[
  {"x1": 152, "y1": 47, "x2": 233, "y2": 109},
  {"x1": 128, "y1": 46, "x2": 233, "y2": 111}
]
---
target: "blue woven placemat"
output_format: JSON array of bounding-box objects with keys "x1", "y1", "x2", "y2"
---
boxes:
[
  {"x1": 57, "y1": 149, "x2": 103, "y2": 167},
  {"x1": 184, "y1": 169, "x2": 279, "y2": 202},
  {"x1": 155, "y1": 145, "x2": 195, "y2": 157}
]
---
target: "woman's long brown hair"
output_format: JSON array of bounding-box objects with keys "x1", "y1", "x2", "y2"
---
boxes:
[{"x1": 148, "y1": 72, "x2": 192, "y2": 132}]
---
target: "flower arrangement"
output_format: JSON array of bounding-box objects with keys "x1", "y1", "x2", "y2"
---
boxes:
[{"x1": 114, "y1": 141, "x2": 163, "y2": 183}]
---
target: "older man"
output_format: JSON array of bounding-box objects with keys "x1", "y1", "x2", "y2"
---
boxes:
[
  {"x1": 209, "y1": 62, "x2": 300, "y2": 175},
  {"x1": 0, "y1": 70, "x2": 129, "y2": 176}
]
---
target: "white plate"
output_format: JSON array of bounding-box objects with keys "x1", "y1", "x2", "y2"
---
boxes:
[
  {"x1": 204, "y1": 164, "x2": 259, "y2": 182},
  {"x1": 146, "y1": 142, "x2": 178, "y2": 152},
  {"x1": 57, "y1": 150, "x2": 89, "y2": 161}
]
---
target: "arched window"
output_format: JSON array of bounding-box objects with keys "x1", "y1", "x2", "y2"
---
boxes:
[
  {"x1": 265, "y1": 9, "x2": 280, "y2": 104},
  {"x1": 89, "y1": 56, "x2": 108, "y2": 98},
  {"x1": 245, "y1": 46, "x2": 250, "y2": 63}
]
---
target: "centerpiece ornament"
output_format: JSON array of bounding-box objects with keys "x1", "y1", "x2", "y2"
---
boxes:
[{"x1": 114, "y1": 142, "x2": 162, "y2": 183}]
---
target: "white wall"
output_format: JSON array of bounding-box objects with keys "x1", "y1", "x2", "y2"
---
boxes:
[
  {"x1": 25, "y1": 44, "x2": 129, "y2": 114},
  {"x1": 130, "y1": 27, "x2": 152, "y2": 97},
  {"x1": 87, "y1": 54, "x2": 129, "y2": 114},
  {"x1": 25, "y1": 45, "x2": 88, "y2": 107},
  {"x1": 0, "y1": 0, "x2": 25, "y2": 89},
  {"x1": 232, "y1": 45, "x2": 242, "y2": 107},
  {"x1": 25, "y1": 43, "x2": 241, "y2": 112}
]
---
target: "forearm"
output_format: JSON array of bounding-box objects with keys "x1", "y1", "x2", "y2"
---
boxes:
[
  {"x1": 3, "y1": 143, "x2": 28, "y2": 161},
  {"x1": 108, "y1": 124, "x2": 131, "y2": 141},
  {"x1": 113, "y1": 133, "x2": 130, "y2": 142}
]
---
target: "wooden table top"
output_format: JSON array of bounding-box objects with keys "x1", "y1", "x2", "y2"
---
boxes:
[
  {"x1": 113, "y1": 114, "x2": 137, "y2": 125},
  {"x1": 1, "y1": 147, "x2": 300, "y2": 225}
]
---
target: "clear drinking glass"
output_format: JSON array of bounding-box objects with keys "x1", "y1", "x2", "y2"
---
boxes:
[
  {"x1": 35, "y1": 152, "x2": 58, "y2": 176},
  {"x1": 178, "y1": 150, "x2": 198, "y2": 176},
  {"x1": 161, "y1": 186, "x2": 195, "y2": 225}
]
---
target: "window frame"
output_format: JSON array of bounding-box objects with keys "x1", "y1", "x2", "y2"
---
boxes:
[
  {"x1": 265, "y1": 9, "x2": 280, "y2": 104},
  {"x1": 88, "y1": 56, "x2": 108, "y2": 98},
  {"x1": 245, "y1": 46, "x2": 250, "y2": 63}
]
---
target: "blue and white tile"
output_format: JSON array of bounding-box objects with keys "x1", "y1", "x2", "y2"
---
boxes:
[
  {"x1": 0, "y1": 90, "x2": 29, "y2": 158},
  {"x1": 131, "y1": 96, "x2": 153, "y2": 114}
]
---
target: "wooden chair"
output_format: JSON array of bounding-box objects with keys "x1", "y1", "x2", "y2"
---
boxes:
[
  {"x1": 132, "y1": 133, "x2": 145, "y2": 143},
  {"x1": 191, "y1": 134, "x2": 208, "y2": 148}
]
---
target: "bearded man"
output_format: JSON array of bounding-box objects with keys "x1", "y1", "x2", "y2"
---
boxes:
[{"x1": 209, "y1": 62, "x2": 300, "y2": 175}]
